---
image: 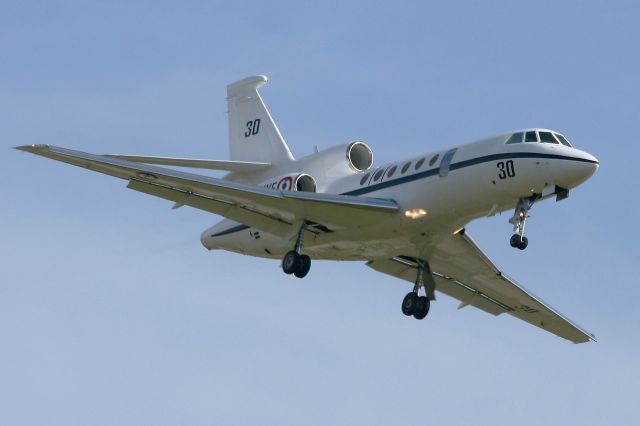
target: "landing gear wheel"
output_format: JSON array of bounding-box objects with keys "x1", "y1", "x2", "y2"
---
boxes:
[
  {"x1": 294, "y1": 254, "x2": 311, "y2": 278},
  {"x1": 517, "y1": 236, "x2": 528, "y2": 250},
  {"x1": 510, "y1": 234, "x2": 529, "y2": 250},
  {"x1": 282, "y1": 250, "x2": 299, "y2": 275},
  {"x1": 282, "y1": 222, "x2": 313, "y2": 278},
  {"x1": 402, "y1": 292, "x2": 419, "y2": 316},
  {"x1": 413, "y1": 296, "x2": 430, "y2": 320}
]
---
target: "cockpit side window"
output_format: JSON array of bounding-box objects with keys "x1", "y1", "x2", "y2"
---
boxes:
[
  {"x1": 554, "y1": 133, "x2": 572, "y2": 147},
  {"x1": 506, "y1": 132, "x2": 523, "y2": 144},
  {"x1": 539, "y1": 131, "x2": 559, "y2": 144},
  {"x1": 525, "y1": 131, "x2": 538, "y2": 142}
]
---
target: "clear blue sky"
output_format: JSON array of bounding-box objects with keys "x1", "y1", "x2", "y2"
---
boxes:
[{"x1": 2, "y1": 1, "x2": 639, "y2": 424}]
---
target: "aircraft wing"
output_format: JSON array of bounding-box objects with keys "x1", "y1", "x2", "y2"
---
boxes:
[
  {"x1": 103, "y1": 154, "x2": 271, "y2": 172},
  {"x1": 16, "y1": 145, "x2": 398, "y2": 238},
  {"x1": 367, "y1": 230, "x2": 595, "y2": 343}
]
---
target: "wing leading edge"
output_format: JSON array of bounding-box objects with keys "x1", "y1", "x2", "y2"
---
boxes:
[
  {"x1": 104, "y1": 154, "x2": 271, "y2": 172},
  {"x1": 16, "y1": 144, "x2": 398, "y2": 238},
  {"x1": 367, "y1": 230, "x2": 595, "y2": 344}
]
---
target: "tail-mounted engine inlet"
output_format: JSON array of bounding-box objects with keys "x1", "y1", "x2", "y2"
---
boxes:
[
  {"x1": 260, "y1": 173, "x2": 317, "y2": 192},
  {"x1": 347, "y1": 141, "x2": 373, "y2": 172}
]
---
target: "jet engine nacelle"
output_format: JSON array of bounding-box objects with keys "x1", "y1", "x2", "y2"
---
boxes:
[
  {"x1": 261, "y1": 173, "x2": 317, "y2": 192},
  {"x1": 300, "y1": 141, "x2": 374, "y2": 183}
]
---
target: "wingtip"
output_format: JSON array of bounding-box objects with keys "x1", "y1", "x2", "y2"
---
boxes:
[
  {"x1": 574, "y1": 333, "x2": 597, "y2": 344},
  {"x1": 14, "y1": 144, "x2": 50, "y2": 153}
]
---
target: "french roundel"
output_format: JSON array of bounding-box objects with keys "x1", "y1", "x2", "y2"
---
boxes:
[{"x1": 277, "y1": 176, "x2": 293, "y2": 191}]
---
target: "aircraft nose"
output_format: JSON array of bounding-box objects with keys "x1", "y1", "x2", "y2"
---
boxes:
[
  {"x1": 558, "y1": 149, "x2": 599, "y2": 188},
  {"x1": 579, "y1": 150, "x2": 599, "y2": 165},
  {"x1": 578, "y1": 150, "x2": 599, "y2": 179}
]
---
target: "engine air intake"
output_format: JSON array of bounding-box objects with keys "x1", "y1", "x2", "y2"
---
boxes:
[
  {"x1": 347, "y1": 141, "x2": 373, "y2": 172},
  {"x1": 295, "y1": 174, "x2": 317, "y2": 192}
]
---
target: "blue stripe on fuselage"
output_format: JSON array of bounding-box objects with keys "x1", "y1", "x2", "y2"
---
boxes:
[{"x1": 343, "y1": 152, "x2": 597, "y2": 196}]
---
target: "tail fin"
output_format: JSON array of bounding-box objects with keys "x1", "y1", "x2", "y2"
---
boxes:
[{"x1": 227, "y1": 75, "x2": 294, "y2": 163}]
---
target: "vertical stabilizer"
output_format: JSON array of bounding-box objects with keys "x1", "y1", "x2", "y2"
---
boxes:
[{"x1": 227, "y1": 75, "x2": 294, "y2": 163}]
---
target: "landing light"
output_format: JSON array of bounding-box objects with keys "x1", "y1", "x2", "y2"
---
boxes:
[{"x1": 404, "y1": 208, "x2": 427, "y2": 219}]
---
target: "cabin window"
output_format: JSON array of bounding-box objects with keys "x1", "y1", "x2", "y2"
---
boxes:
[
  {"x1": 506, "y1": 132, "x2": 523, "y2": 144},
  {"x1": 415, "y1": 158, "x2": 425, "y2": 170},
  {"x1": 429, "y1": 154, "x2": 439, "y2": 166},
  {"x1": 539, "y1": 131, "x2": 559, "y2": 144},
  {"x1": 401, "y1": 162, "x2": 411, "y2": 174},
  {"x1": 373, "y1": 168, "x2": 384, "y2": 181},
  {"x1": 525, "y1": 131, "x2": 538, "y2": 142},
  {"x1": 359, "y1": 173, "x2": 370, "y2": 185},
  {"x1": 387, "y1": 165, "x2": 397, "y2": 178},
  {"x1": 554, "y1": 133, "x2": 572, "y2": 147}
]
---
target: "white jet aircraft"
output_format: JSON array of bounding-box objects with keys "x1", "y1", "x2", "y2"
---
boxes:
[{"x1": 17, "y1": 75, "x2": 599, "y2": 343}]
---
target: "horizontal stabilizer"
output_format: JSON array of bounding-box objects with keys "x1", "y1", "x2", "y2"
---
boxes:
[{"x1": 104, "y1": 154, "x2": 271, "y2": 173}]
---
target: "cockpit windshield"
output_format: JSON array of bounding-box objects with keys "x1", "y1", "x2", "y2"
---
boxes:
[
  {"x1": 505, "y1": 132, "x2": 523, "y2": 144},
  {"x1": 538, "y1": 131, "x2": 558, "y2": 144},
  {"x1": 554, "y1": 133, "x2": 572, "y2": 147},
  {"x1": 505, "y1": 130, "x2": 573, "y2": 147}
]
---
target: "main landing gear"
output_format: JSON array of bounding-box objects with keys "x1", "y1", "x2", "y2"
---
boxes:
[
  {"x1": 509, "y1": 195, "x2": 538, "y2": 250},
  {"x1": 282, "y1": 223, "x2": 311, "y2": 278},
  {"x1": 402, "y1": 259, "x2": 436, "y2": 320}
]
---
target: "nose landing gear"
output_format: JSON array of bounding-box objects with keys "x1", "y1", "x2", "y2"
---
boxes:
[
  {"x1": 282, "y1": 223, "x2": 311, "y2": 278},
  {"x1": 401, "y1": 259, "x2": 435, "y2": 320},
  {"x1": 509, "y1": 196, "x2": 538, "y2": 250}
]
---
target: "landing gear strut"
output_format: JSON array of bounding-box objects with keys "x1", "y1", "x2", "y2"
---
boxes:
[
  {"x1": 401, "y1": 259, "x2": 435, "y2": 320},
  {"x1": 509, "y1": 196, "x2": 538, "y2": 250},
  {"x1": 282, "y1": 223, "x2": 311, "y2": 278}
]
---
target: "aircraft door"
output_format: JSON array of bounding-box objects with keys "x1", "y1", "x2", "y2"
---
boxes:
[{"x1": 439, "y1": 148, "x2": 458, "y2": 177}]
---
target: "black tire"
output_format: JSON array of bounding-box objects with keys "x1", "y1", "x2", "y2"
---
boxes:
[
  {"x1": 294, "y1": 254, "x2": 311, "y2": 278},
  {"x1": 518, "y1": 236, "x2": 528, "y2": 250},
  {"x1": 413, "y1": 296, "x2": 430, "y2": 320},
  {"x1": 510, "y1": 234, "x2": 521, "y2": 248},
  {"x1": 402, "y1": 292, "x2": 419, "y2": 316},
  {"x1": 282, "y1": 250, "x2": 299, "y2": 275}
]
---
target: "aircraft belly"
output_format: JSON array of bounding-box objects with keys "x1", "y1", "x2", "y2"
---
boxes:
[
  {"x1": 305, "y1": 238, "x2": 415, "y2": 260},
  {"x1": 206, "y1": 223, "x2": 423, "y2": 261}
]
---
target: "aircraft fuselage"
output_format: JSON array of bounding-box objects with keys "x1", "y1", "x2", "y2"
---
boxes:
[{"x1": 201, "y1": 131, "x2": 598, "y2": 260}]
